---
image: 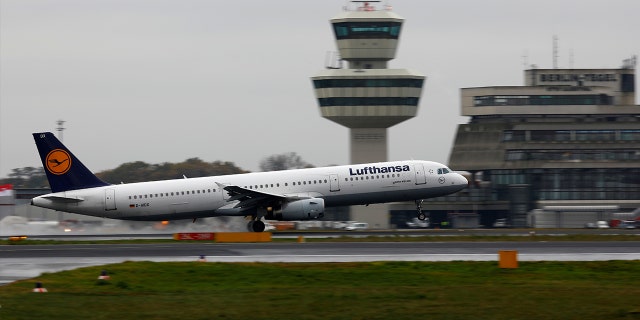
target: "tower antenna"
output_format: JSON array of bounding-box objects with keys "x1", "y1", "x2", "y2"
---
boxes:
[
  {"x1": 569, "y1": 48, "x2": 574, "y2": 69},
  {"x1": 522, "y1": 50, "x2": 529, "y2": 69},
  {"x1": 553, "y1": 35, "x2": 559, "y2": 69},
  {"x1": 56, "y1": 120, "x2": 65, "y2": 142}
]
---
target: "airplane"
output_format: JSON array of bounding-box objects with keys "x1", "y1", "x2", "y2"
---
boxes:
[{"x1": 30, "y1": 132, "x2": 468, "y2": 232}]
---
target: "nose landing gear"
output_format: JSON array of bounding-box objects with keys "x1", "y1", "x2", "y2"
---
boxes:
[{"x1": 416, "y1": 199, "x2": 427, "y2": 221}]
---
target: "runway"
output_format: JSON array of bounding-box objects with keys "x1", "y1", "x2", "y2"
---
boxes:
[{"x1": 2, "y1": 241, "x2": 640, "y2": 285}]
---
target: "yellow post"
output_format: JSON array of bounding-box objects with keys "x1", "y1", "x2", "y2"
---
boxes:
[
  {"x1": 297, "y1": 235, "x2": 305, "y2": 243},
  {"x1": 498, "y1": 250, "x2": 518, "y2": 268}
]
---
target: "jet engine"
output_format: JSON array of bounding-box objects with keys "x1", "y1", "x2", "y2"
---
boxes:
[{"x1": 266, "y1": 198, "x2": 325, "y2": 220}]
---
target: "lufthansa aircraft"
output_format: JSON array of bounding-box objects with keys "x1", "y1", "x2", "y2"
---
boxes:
[{"x1": 31, "y1": 132, "x2": 468, "y2": 232}]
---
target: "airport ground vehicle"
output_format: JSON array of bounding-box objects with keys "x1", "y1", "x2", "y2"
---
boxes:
[{"x1": 345, "y1": 222, "x2": 369, "y2": 231}]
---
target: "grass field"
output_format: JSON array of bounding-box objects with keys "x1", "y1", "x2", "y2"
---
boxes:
[{"x1": 1, "y1": 261, "x2": 640, "y2": 319}]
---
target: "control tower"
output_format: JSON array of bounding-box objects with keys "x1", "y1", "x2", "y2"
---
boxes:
[
  {"x1": 311, "y1": 1, "x2": 425, "y2": 226},
  {"x1": 311, "y1": 1, "x2": 425, "y2": 164}
]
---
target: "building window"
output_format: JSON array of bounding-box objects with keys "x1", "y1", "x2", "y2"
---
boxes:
[
  {"x1": 318, "y1": 97, "x2": 419, "y2": 107},
  {"x1": 473, "y1": 94, "x2": 613, "y2": 106},
  {"x1": 530, "y1": 130, "x2": 570, "y2": 141},
  {"x1": 502, "y1": 130, "x2": 526, "y2": 141},
  {"x1": 333, "y1": 22, "x2": 402, "y2": 40},
  {"x1": 575, "y1": 130, "x2": 615, "y2": 141},
  {"x1": 313, "y1": 78, "x2": 423, "y2": 89}
]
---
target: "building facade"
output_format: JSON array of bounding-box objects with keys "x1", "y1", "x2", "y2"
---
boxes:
[{"x1": 442, "y1": 61, "x2": 640, "y2": 227}]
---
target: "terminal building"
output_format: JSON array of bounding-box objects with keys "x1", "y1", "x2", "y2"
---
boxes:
[{"x1": 413, "y1": 58, "x2": 640, "y2": 228}]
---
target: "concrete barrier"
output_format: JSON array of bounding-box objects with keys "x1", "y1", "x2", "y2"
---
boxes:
[
  {"x1": 214, "y1": 232, "x2": 272, "y2": 243},
  {"x1": 173, "y1": 233, "x2": 215, "y2": 241}
]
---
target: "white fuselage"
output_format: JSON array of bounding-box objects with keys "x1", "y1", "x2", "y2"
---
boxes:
[{"x1": 31, "y1": 160, "x2": 467, "y2": 221}]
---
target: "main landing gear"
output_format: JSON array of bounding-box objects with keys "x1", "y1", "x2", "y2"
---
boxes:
[
  {"x1": 415, "y1": 199, "x2": 427, "y2": 221},
  {"x1": 246, "y1": 207, "x2": 268, "y2": 232},
  {"x1": 247, "y1": 220, "x2": 265, "y2": 233}
]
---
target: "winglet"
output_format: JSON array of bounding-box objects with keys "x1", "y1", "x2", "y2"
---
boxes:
[{"x1": 32, "y1": 132, "x2": 110, "y2": 193}]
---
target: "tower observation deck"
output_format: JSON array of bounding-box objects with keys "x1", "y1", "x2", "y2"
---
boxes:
[{"x1": 312, "y1": 1, "x2": 425, "y2": 164}]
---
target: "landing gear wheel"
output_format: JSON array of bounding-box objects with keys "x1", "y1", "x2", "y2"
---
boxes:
[
  {"x1": 247, "y1": 220, "x2": 265, "y2": 233},
  {"x1": 415, "y1": 199, "x2": 426, "y2": 220}
]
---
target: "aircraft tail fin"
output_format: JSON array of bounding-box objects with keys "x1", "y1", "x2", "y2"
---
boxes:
[{"x1": 32, "y1": 132, "x2": 110, "y2": 193}]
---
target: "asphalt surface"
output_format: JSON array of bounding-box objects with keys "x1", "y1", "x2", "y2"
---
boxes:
[{"x1": 2, "y1": 240, "x2": 640, "y2": 285}]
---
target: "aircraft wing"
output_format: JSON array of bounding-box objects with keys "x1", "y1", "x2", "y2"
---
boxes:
[{"x1": 216, "y1": 182, "x2": 290, "y2": 209}]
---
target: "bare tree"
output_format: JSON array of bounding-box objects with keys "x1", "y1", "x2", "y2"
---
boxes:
[{"x1": 259, "y1": 152, "x2": 312, "y2": 172}]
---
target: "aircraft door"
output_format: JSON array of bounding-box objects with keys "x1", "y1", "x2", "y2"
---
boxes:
[
  {"x1": 329, "y1": 174, "x2": 340, "y2": 192},
  {"x1": 105, "y1": 189, "x2": 116, "y2": 211},
  {"x1": 414, "y1": 164, "x2": 426, "y2": 185}
]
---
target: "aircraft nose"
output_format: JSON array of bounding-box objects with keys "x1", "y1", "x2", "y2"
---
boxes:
[{"x1": 454, "y1": 172, "x2": 469, "y2": 187}]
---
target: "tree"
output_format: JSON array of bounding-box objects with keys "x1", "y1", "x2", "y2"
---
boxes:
[
  {"x1": 1, "y1": 159, "x2": 248, "y2": 187},
  {"x1": 96, "y1": 158, "x2": 247, "y2": 183},
  {"x1": 259, "y1": 152, "x2": 313, "y2": 172},
  {"x1": 0, "y1": 167, "x2": 48, "y2": 188}
]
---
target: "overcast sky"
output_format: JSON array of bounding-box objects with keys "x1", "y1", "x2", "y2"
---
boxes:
[{"x1": 1, "y1": 0, "x2": 639, "y2": 178}]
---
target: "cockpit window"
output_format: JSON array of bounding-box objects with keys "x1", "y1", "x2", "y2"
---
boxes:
[{"x1": 437, "y1": 168, "x2": 450, "y2": 174}]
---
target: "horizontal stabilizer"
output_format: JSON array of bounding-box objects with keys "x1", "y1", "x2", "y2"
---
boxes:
[{"x1": 42, "y1": 195, "x2": 84, "y2": 203}]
